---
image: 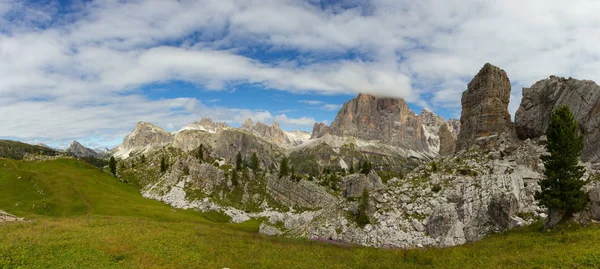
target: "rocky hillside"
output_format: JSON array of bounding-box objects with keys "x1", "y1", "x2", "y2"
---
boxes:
[{"x1": 107, "y1": 62, "x2": 600, "y2": 250}]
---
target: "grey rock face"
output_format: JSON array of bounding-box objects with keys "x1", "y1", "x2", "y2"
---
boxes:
[
  {"x1": 515, "y1": 76, "x2": 600, "y2": 162},
  {"x1": 588, "y1": 184, "x2": 600, "y2": 221},
  {"x1": 67, "y1": 141, "x2": 99, "y2": 158},
  {"x1": 341, "y1": 172, "x2": 384, "y2": 198},
  {"x1": 327, "y1": 94, "x2": 429, "y2": 151},
  {"x1": 185, "y1": 162, "x2": 227, "y2": 194},
  {"x1": 457, "y1": 63, "x2": 514, "y2": 151},
  {"x1": 438, "y1": 123, "x2": 455, "y2": 156},
  {"x1": 267, "y1": 175, "x2": 336, "y2": 209}
]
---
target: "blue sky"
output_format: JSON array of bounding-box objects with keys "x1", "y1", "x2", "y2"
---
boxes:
[{"x1": 1, "y1": 0, "x2": 600, "y2": 149}]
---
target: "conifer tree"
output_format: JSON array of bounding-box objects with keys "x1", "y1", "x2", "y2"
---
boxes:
[
  {"x1": 236, "y1": 152, "x2": 243, "y2": 171},
  {"x1": 279, "y1": 156, "x2": 289, "y2": 178},
  {"x1": 197, "y1": 144, "x2": 204, "y2": 161},
  {"x1": 250, "y1": 152, "x2": 260, "y2": 171},
  {"x1": 160, "y1": 156, "x2": 168, "y2": 173},
  {"x1": 535, "y1": 105, "x2": 588, "y2": 229},
  {"x1": 109, "y1": 156, "x2": 117, "y2": 176},
  {"x1": 231, "y1": 170, "x2": 239, "y2": 187},
  {"x1": 355, "y1": 188, "x2": 370, "y2": 227}
]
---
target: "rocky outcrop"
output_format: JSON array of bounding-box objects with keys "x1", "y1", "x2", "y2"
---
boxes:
[
  {"x1": 66, "y1": 141, "x2": 100, "y2": 158},
  {"x1": 323, "y1": 94, "x2": 428, "y2": 151},
  {"x1": 267, "y1": 175, "x2": 337, "y2": 209},
  {"x1": 456, "y1": 63, "x2": 514, "y2": 151},
  {"x1": 0, "y1": 210, "x2": 23, "y2": 222},
  {"x1": 113, "y1": 122, "x2": 173, "y2": 158},
  {"x1": 515, "y1": 76, "x2": 600, "y2": 162},
  {"x1": 311, "y1": 123, "x2": 330, "y2": 139},
  {"x1": 341, "y1": 172, "x2": 384, "y2": 198},
  {"x1": 438, "y1": 123, "x2": 455, "y2": 156}
]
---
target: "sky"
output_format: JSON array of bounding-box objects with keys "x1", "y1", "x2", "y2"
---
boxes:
[{"x1": 2, "y1": 0, "x2": 600, "y2": 149}]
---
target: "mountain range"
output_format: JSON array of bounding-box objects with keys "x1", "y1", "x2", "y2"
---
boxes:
[{"x1": 4, "y1": 63, "x2": 600, "y2": 249}]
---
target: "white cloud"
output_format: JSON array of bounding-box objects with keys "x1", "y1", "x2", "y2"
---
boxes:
[
  {"x1": 2, "y1": 0, "x2": 600, "y2": 145},
  {"x1": 299, "y1": 100, "x2": 324, "y2": 105},
  {"x1": 320, "y1": 104, "x2": 343, "y2": 111},
  {"x1": 274, "y1": 114, "x2": 316, "y2": 126}
]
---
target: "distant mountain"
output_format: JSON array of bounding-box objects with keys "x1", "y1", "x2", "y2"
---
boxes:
[{"x1": 66, "y1": 141, "x2": 101, "y2": 158}]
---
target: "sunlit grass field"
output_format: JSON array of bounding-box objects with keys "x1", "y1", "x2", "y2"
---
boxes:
[{"x1": 1, "y1": 158, "x2": 599, "y2": 268}]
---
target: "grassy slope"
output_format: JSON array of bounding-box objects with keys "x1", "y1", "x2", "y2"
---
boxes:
[{"x1": 1, "y1": 159, "x2": 600, "y2": 268}]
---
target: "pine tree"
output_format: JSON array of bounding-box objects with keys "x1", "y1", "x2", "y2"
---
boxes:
[
  {"x1": 140, "y1": 154, "x2": 146, "y2": 163},
  {"x1": 355, "y1": 188, "x2": 370, "y2": 227},
  {"x1": 250, "y1": 152, "x2": 260, "y2": 171},
  {"x1": 535, "y1": 105, "x2": 588, "y2": 229},
  {"x1": 279, "y1": 156, "x2": 289, "y2": 179},
  {"x1": 361, "y1": 160, "x2": 372, "y2": 175},
  {"x1": 231, "y1": 170, "x2": 239, "y2": 187},
  {"x1": 349, "y1": 161, "x2": 355, "y2": 174},
  {"x1": 197, "y1": 144, "x2": 204, "y2": 161},
  {"x1": 160, "y1": 156, "x2": 168, "y2": 173},
  {"x1": 236, "y1": 152, "x2": 243, "y2": 171},
  {"x1": 109, "y1": 156, "x2": 117, "y2": 176}
]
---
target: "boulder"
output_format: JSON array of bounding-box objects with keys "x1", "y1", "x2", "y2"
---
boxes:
[
  {"x1": 488, "y1": 193, "x2": 518, "y2": 229},
  {"x1": 515, "y1": 76, "x2": 600, "y2": 162},
  {"x1": 456, "y1": 63, "x2": 514, "y2": 151},
  {"x1": 259, "y1": 222, "x2": 283, "y2": 236},
  {"x1": 341, "y1": 171, "x2": 384, "y2": 198},
  {"x1": 426, "y1": 204, "x2": 466, "y2": 247}
]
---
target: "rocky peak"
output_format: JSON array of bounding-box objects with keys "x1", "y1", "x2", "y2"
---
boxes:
[
  {"x1": 515, "y1": 76, "x2": 600, "y2": 162},
  {"x1": 323, "y1": 94, "x2": 429, "y2": 152},
  {"x1": 311, "y1": 122, "x2": 330, "y2": 139},
  {"x1": 456, "y1": 63, "x2": 514, "y2": 151},
  {"x1": 179, "y1": 117, "x2": 225, "y2": 134},
  {"x1": 420, "y1": 109, "x2": 446, "y2": 128},
  {"x1": 114, "y1": 121, "x2": 173, "y2": 158},
  {"x1": 242, "y1": 118, "x2": 254, "y2": 129},
  {"x1": 198, "y1": 118, "x2": 215, "y2": 126},
  {"x1": 67, "y1": 141, "x2": 99, "y2": 158},
  {"x1": 242, "y1": 120, "x2": 306, "y2": 148}
]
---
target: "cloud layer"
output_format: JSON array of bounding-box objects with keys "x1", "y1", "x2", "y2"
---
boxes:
[{"x1": 2, "y1": 0, "x2": 600, "y2": 147}]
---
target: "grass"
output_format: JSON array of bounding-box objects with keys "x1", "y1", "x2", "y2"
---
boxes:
[{"x1": 1, "y1": 158, "x2": 600, "y2": 268}]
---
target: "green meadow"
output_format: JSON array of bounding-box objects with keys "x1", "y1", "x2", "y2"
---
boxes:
[{"x1": 1, "y1": 158, "x2": 599, "y2": 268}]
